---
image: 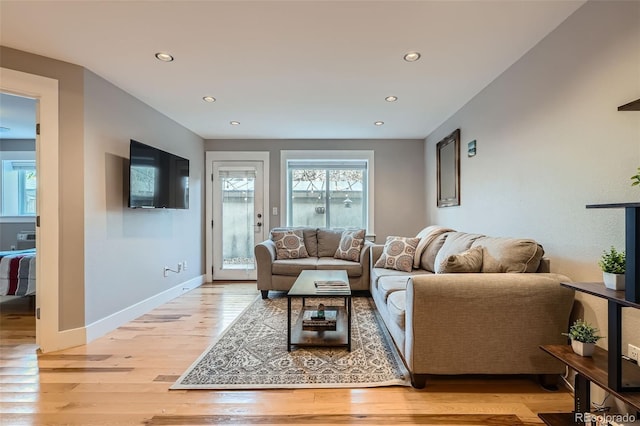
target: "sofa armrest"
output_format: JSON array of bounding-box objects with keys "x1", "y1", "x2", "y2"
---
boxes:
[
  {"x1": 404, "y1": 273, "x2": 575, "y2": 375},
  {"x1": 358, "y1": 241, "x2": 374, "y2": 287},
  {"x1": 370, "y1": 244, "x2": 384, "y2": 267},
  {"x1": 537, "y1": 257, "x2": 551, "y2": 273},
  {"x1": 255, "y1": 239, "x2": 277, "y2": 291}
]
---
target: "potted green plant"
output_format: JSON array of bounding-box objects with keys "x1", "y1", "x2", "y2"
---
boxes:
[
  {"x1": 598, "y1": 246, "x2": 626, "y2": 290},
  {"x1": 563, "y1": 319, "x2": 603, "y2": 356},
  {"x1": 631, "y1": 167, "x2": 640, "y2": 187}
]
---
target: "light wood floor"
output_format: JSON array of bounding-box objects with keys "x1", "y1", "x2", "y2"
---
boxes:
[{"x1": 0, "y1": 283, "x2": 574, "y2": 425}]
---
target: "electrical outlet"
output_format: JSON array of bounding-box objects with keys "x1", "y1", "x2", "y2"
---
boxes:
[
  {"x1": 629, "y1": 344, "x2": 640, "y2": 362},
  {"x1": 183, "y1": 260, "x2": 188, "y2": 271},
  {"x1": 163, "y1": 266, "x2": 169, "y2": 278}
]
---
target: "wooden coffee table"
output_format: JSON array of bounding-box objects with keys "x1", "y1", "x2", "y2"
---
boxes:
[{"x1": 287, "y1": 270, "x2": 352, "y2": 352}]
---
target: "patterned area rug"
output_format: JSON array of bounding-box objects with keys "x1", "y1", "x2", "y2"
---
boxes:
[{"x1": 171, "y1": 295, "x2": 410, "y2": 389}]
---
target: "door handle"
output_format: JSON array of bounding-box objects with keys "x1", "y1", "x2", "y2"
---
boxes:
[{"x1": 256, "y1": 222, "x2": 262, "y2": 227}]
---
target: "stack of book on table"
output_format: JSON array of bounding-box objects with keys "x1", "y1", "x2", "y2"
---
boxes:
[
  {"x1": 302, "y1": 310, "x2": 337, "y2": 331},
  {"x1": 314, "y1": 280, "x2": 349, "y2": 293}
]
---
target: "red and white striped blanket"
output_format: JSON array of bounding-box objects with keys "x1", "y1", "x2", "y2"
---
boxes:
[{"x1": 0, "y1": 249, "x2": 36, "y2": 296}]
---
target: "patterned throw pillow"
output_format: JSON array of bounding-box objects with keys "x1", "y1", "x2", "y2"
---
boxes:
[
  {"x1": 374, "y1": 236, "x2": 420, "y2": 272},
  {"x1": 437, "y1": 246, "x2": 484, "y2": 273},
  {"x1": 334, "y1": 229, "x2": 366, "y2": 261},
  {"x1": 271, "y1": 230, "x2": 309, "y2": 259}
]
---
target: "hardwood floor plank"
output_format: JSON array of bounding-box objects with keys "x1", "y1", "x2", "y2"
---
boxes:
[
  {"x1": 37, "y1": 354, "x2": 112, "y2": 361},
  {"x1": 146, "y1": 413, "x2": 525, "y2": 425},
  {"x1": 154, "y1": 375, "x2": 180, "y2": 382},
  {"x1": 0, "y1": 283, "x2": 575, "y2": 425}
]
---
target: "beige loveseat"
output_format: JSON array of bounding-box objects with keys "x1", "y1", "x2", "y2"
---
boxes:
[
  {"x1": 255, "y1": 227, "x2": 373, "y2": 299},
  {"x1": 370, "y1": 226, "x2": 575, "y2": 388}
]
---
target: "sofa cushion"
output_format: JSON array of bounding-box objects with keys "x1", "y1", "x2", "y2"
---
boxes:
[
  {"x1": 419, "y1": 232, "x2": 451, "y2": 272},
  {"x1": 471, "y1": 237, "x2": 545, "y2": 273},
  {"x1": 271, "y1": 229, "x2": 309, "y2": 259},
  {"x1": 334, "y1": 229, "x2": 365, "y2": 261},
  {"x1": 414, "y1": 226, "x2": 455, "y2": 268},
  {"x1": 434, "y1": 232, "x2": 485, "y2": 273},
  {"x1": 437, "y1": 246, "x2": 484, "y2": 273},
  {"x1": 271, "y1": 227, "x2": 318, "y2": 257},
  {"x1": 301, "y1": 228, "x2": 319, "y2": 257},
  {"x1": 378, "y1": 276, "x2": 411, "y2": 302},
  {"x1": 387, "y1": 290, "x2": 406, "y2": 331},
  {"x1": 316, "y1": 257, "x2": 362, "y2": 277},
  {"x1": 374, "y1": 236, "x2": 420, "y2": 272},
  {"x1": 271, "y1": 258, "x2": 318, "y2": 275},
  {"x1": 317, "y1": 228, "x2": 344, "y2": 257},
  {"x1": 372, "y1": 267, "x2": 431, "y2": 283}
]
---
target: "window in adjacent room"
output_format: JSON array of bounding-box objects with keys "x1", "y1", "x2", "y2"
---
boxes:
[
  {"x1": 281, "y1": 151, "x2": 374, "y2": 233},
  {"x1": 1, "y1": 159, "x2": 36, "y2": 216}
]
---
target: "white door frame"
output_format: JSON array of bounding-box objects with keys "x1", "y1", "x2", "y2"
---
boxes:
[
  {"x1": 205, "y1": 151, "x2": 269, "y2": 282},
  {"x1": 0, "y1": 67, "x2": 61, "y2": 352}
]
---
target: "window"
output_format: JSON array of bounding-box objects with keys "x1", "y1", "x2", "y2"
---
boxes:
[
  {"x1": 282, "y1": 151, "x2": 374, "y2": 232},
  {"x1": 1, "y1": 159, "x2": 36, "y2": 216}
]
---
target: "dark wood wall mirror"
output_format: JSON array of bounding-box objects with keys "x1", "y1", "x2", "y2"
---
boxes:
[{"x1": 436, "y1": 128, "x2": 460, "y2": 207}]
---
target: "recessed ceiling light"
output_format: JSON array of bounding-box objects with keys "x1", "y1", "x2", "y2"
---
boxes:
[
  {"x1": 374, "y1": 121, "x2": 384, "y2": 126},
  {"x1": 202, "y1": 96, "x2": 216, "y2": 103},
  {"x1": 0, "y1": 127, "x2": 10, "y2": 132},
  {"x1": 230, "y1": 121, "x2": 240, "y2": 126},
  {"x1": 155, "y1": 52, "x2": 174, "y2": 62},
  {"x1": 385, "y1": 96, "x2": 398, "y2": 102},
  {"x1": 403, "y1": 51, "x2": 421, "y2": 62}
]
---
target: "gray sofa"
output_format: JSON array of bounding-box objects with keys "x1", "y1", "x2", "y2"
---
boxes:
[
  {"x1": 370, "y1": 226, "x2": 576, "y2": 388},
  {"x1": 255, "y1": 227, "x2": 373, "y2": 299}
]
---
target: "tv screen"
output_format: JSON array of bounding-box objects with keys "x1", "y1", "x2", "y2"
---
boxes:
[{"x1": 128, "y1": 140, "x2": 189, "y2": 209}]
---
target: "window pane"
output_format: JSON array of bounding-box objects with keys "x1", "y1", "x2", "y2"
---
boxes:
[
  {"x1": 220, "y1": 172, "x2": 256, "y2": 271},
  {"x1": 290, "y1": 169, "x2": 327, "y2": 227},
  {"x1": 1, "y1": 160, "x2": 36, "y2": 217},
  {"x1": 21, "y1": 170, "x2": 37, "y2": 215},
  {"x1": 328, "y1": 169, "x2": 364, "y2": 229},
  {"x1": 288, "y1": 164, "x2": 367, "y2": 230}
]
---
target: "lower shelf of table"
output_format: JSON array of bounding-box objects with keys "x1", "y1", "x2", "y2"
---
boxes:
[
  {"x1": 538, "y1": 412, "x2": 575, "y2": 426},
  {"x1": 290, "y1": 305, "x2": 349, "y2": 348}
]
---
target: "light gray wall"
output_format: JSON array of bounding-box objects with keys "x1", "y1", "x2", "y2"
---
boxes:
[
  {"x1": 0, "y1": 46, "x2": 205, "y2": 331},
  {"x1": 1, "y1": 46, "x2": 86, "y2": 330},
  {"x1": 0, "y1": 222, "x2": 35, "y2": 251},
  {"x1": 0, "y1": 139, "x2": 35, "y2": 151},
  {"x1": 0, "y1": 139, "x2": 36, "y2": 251},
  {"x1": 204, "y1": 139, "x2": 427, "y2": 242},
  {"x1": 83, "y1": 70, "x2": 204, "y2": 324},
  {"x1": 425, "y1": 0, "x2": 640, "y2": 374}
]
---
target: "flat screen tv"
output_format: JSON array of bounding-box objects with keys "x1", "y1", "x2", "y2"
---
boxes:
[{"x1": 128, "y1": 139, "x2": 189, "y2": 209}]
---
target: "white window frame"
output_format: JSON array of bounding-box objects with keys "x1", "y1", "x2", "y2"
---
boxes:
[{"x1": 280, "y1": 150, "x2": 374, "y2": 234}]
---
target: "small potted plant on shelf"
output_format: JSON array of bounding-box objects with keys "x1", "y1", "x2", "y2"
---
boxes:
[
  {"x1": 631, "y1": 167, "x2": 640, "y2": 187},
  {"x1": 598, "y1": 246, "x2": 626, "y2": 290},
  {"x1": 563, "y1": 319, "x2": 603, "y2": 357}
]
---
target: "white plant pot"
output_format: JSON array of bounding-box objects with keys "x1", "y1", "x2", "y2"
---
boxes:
[
  {"x1": 603, "y1": 272, "x2": 625, "y2": 291},
  {"x1": 571, "y1": 340, "x2": 596, "y2": 357}
]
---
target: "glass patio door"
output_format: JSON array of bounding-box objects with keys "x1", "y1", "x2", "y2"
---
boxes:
[{"x1": 212, "y1": 161, "x2": 264, "y2": 280}]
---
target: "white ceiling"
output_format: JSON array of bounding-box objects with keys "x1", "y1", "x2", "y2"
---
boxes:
[{"x1": 0, "y1": 1, "x2": 585, "y2": 140}]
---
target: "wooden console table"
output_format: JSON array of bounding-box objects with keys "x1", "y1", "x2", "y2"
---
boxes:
[{"x1": 538, "y1": 282, "x2": 640, "y2": 425}]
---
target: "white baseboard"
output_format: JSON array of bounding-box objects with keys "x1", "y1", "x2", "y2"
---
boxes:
[{"x1": 85, "y1": 274, "x2": 205, "y2": 343}]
